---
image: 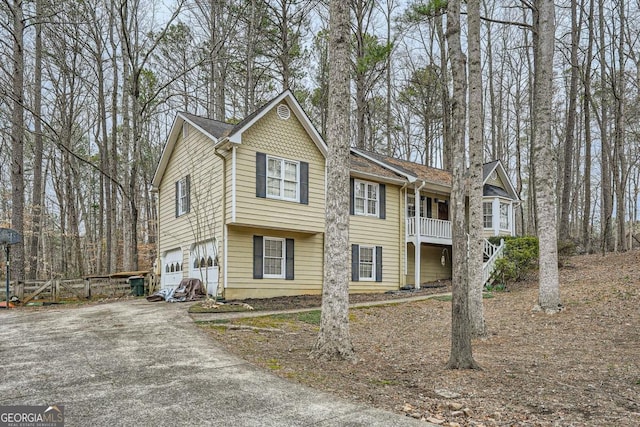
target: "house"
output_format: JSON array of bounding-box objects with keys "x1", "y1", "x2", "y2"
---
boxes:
[{"x1": 151, "y1": 91, "x2": 519, "y2": 300}]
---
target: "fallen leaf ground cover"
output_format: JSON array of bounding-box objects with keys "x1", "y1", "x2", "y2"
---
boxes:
[{"x1": 201, "y1": 251, "x2": 640, "y2": 426}]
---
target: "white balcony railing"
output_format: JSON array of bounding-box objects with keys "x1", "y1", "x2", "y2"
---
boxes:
[{"x1": 407, "y1": 217, "x2": 452, "y2": 241}]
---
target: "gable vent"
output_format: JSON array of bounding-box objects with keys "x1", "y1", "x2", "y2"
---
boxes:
[{"x1": 277, "y1": 104, "x2": 291, "y2": 120}]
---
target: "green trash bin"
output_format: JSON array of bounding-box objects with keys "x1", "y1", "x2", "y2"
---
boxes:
[{"x1": 129, "y1": 276, "x2": 145, "y2": 297}]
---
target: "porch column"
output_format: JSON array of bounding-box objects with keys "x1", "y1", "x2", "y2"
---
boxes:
[{"x1": 414, "y1": 186, "x2": 421, "y2": 289}]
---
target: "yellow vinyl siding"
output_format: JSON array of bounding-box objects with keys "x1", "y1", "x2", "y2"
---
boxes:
[
  {"x1": 487, "y1": 172, "x2": 504, "y2": 189},
  {"x1": 224, "y1": 225, "x2": 324, "y2": 299},
  {"x1": 349, "y1": 182, "x2": 402, "y2": 293},
  {"x1": 482, "y1": 228, "x2": 512, "y2": 238},
  {"x1": 406, "y1": 244, "x2": 452, "y2": 285},
  {"x1": 157, "y1": 127, "x2": 224, "y2": 274},
  {"x1": 233, "y1": 104, "x2": 325, "y2": 233}
]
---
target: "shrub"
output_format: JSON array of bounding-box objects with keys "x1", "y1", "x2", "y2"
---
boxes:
[{"x1": 489, "y1": 236, "x2": 539, "y2": 285}]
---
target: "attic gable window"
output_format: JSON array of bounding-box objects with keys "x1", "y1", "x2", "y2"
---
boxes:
[
  {"x1": 267, "y1": 156, "x2": 300, "y2": 202},
  {"x1": 182, "y1": 123, "x2": 189, "y2": 138},
  {"x1": 175, "y1": 175, "x2": 190, "y2": 217}
]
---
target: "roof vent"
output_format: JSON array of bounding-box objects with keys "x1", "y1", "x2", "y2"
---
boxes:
[{"x1": 277, "y1": 104, "x2": 291, "y2": 120}]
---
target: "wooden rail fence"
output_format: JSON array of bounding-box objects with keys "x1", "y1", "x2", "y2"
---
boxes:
[{"x1": 0, "y1": 271, "x2": 158, "y2": 304}]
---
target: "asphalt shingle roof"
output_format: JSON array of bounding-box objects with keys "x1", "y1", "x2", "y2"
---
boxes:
[
  {"x1": 355, "y1": 150, "x2": 453, "y2": 187},
  {"x1": 180, "y1": 112, "x2": 234, "y2": 139}
]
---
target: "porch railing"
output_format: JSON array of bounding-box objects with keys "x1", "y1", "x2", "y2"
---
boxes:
[
  {"x1": 406, "y1": 217, "x2": 452, "y2": 240},
  {"x1": 482, "y1": 238, "x2": 505, "y2": 286}
]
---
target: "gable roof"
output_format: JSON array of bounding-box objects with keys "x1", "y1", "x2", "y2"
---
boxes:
[
  {"x1": 152, "y1": 91, "x2": 327, "y2": 189},
  {"x1": 351, "y1": 148, "x2": 452, "y2": 188},
  {"x1": 218, "y1": 91, "x2": 328, "y2": 157},
  {"x1": 152, "y1": 111, "x2": 229, "y2": 189},
  {"x1": 481, "y1": 160, "x2": 519, "y2": 201},
  {"x1": 180, "y1": 112, "x2": 233, "y2": 139},
  {"x1": 350, "y1": 152, "x2": 407, "y2": 184}
]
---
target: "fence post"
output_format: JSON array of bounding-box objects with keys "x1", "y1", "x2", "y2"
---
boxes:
[
  {"x1": 15, "y1": 281, "x2": 24, "y2": 299},
  {"x1": 53, "y1": 280, "x2": 59, "y2": 302},
  {"x1": 84, "y1": 278, "x2": 91, "y2": 299}
]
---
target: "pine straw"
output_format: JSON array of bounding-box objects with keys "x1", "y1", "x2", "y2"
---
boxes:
[{"x1": 202, "y1": 250, "x2": 640, "y2": 426}]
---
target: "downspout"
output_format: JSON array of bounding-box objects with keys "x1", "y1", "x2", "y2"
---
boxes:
[
  {"x1": 150, "y1": 187, "x2": 160, "y2": 291},
  {"x1": 400, "y1": 183, "x2": 408, "y2": 288},
  {"x1": 214, "y1": 146, "x2": 228, "y2": 294},
  {"x1": 414, "y1": 180, "x2": 426, "y2": 289},
  {"x1": 231, "y1": 145, "x2": 237, "y2": 222}
]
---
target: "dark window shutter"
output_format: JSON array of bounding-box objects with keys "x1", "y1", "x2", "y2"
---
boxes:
[
  {"x1": 426, "y1": 197, "x2": 432, "y2": 218},
  {"x1": 300, "y1": 162, "x2": 309, "y2": 205},
  {"x1": 349, "y1": 178, "x2": 355, "y2": 215},
  {"x1": 379, "y1": 184, "x2": 386, "y2": 219},
  {"x1": 285, "y1": 238, "x2": 294, "y2": 280},
  {"x1": 375, "y1": 246, "x2": 383, "y2": 282},
  {"x1": 185, "y1": 175, "x2": 191, "y2": 213},
  {"x1": 175, "y1": 181, "x2": 179, "y2": 218},
  {"x1": 351, "y1": 244, "x2": 359, "y2": 281},
  {"x1": 256, "y1": 152, "x2": 266, "y2": 198},
  {"x1": 253, "y1": 236, "x2": 263, "y2": 279}
]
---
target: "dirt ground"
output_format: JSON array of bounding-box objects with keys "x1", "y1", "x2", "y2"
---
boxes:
[{"x1": 201, "y1": 250, "x2": 640, "y2": 426}]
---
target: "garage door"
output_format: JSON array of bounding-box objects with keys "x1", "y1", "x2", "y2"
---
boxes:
[
  {"x1": 190, "y1": 240, "x2": 219, "y2": 297},
  {"x1": 161, "y1": 248, "x2": 183, "y2": 290}
]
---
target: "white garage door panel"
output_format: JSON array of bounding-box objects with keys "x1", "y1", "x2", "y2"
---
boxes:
[{"x1": 162, "y1": 249, "x2": 183, "y2": 290}]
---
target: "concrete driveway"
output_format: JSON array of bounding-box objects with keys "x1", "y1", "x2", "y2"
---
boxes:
[{"x1": 0, "y1": 300, "x2": 430, "y2": 426}]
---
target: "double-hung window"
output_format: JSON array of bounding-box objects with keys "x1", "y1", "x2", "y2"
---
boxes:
[
  {"x1": 267, "y1": 156, "x2": 299, "y2": 202},
  {"x1": 253, "y1": 236, "x2": 294, "y2": 280},
  {"x1": 358, "y1": 246, "x2": 375, "y2": 281},
  {"x1": 176, "y1": 175, "x2": 190, "y2": 217},
  {"x1": 263, "y1": 237, "x2": 285, "y2": 278},
  {"x1": 351, "y1": 244, "x2": 382, "y2": 282},
  {"x1": 500, "y1": 202, "x2": 510, "y2": 230},
  {"x1": 483, "y1": 202, "x2": 493, "y2": 229},
  {"x1": 354, "y1": 180, "x2": 378, "y2": 216}
]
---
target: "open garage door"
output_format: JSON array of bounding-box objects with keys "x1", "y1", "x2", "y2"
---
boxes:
[{"x1": 190, "y1": 240, "x2": 219, "y2": 297}]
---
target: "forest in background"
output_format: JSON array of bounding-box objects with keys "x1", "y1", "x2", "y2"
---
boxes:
[{"x1": 1, "y1": 0, "x2": 639, "y2": 280}]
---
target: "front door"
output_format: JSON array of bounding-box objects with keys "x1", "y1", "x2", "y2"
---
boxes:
[{"x1": 438, "y1": 202, "x2": 449, "y2": 220}]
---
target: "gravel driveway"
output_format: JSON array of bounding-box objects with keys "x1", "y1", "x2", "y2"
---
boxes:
[{"x1": 0, "y1": 300, "x2": 429, "y2": 426}]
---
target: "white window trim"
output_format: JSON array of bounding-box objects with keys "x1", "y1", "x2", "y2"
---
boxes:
[
  {"x1": 177, "y1": 177, "x2": 188, "y2": 216},
  {"x1": 182, "y1": 123, "x2": 189, "y2": 138},
  {"x1": 407, "y1": 194, "x2": 416, "y2": 218},
  {"x1": 263, "y1": 237, "x2": 286, "y2": 279},
  {"x1": 499, "y1": 201, "x2": 511, "y2": 231},
  {"x1": 483, "y1": 201, "x2": 493, "y2": 229},
  {"x1": 266, "y1": 155, "x2": 300, "y2": 202},
  {"x1": 358, "y1": 245, "x2": 376, "y2": 281},
  {"x1": 354, "y1": 179, "x2": 379, "y2": 217}
]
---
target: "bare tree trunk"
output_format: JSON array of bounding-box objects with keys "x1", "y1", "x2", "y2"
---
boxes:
[
  {"x1": 311, "y1": 0, "x2": 354, "y2": 361},
  {"x1": 532, "y1": 0, "x2": 561, "y2": 313},
  {"x1": 447, "y1": 0, "x2": 478, "y2": 369},
  {"x1": 559, "y1": 0, "x2": 579, "y2": 241},
  {"x1": 467, "y1": 0, "x2": 485, "y2": 338},
  {"x1": 582, "y1": 0, "x2": 595, "y2": 252},
  {"x1": 109, "y1": 1, "x2": 119, "y2": 272},
  {"x1": 613, "y1": 0, "x2": 627, "y2": 251},
  {"x1": 10, "y1": 0, "x2": 25, "y2": 282},
  {"x1": 598, "y1": 0, "x2": 614, "y2": 253},
  {"x1": 435, "y1": 16, "x2": 451, "y2": 171},
  {"x1": 29, "y1": 0, "x2": 44, "y2": 280}
]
